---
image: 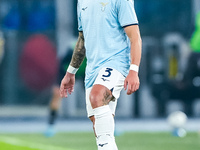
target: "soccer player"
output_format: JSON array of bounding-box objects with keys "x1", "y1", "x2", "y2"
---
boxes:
[
  {"x1": 44, "y1": 49, "x2": 72, "y2": 137},
  {"x1": 60, "y1": 0, "x2": 142, "y2": 149},
  {"x1": 45, "y1": 47, "x2": 86, "y2": 137},
  {"x1": 44, "y1": 85, "x2": 61, "y2": 137}
]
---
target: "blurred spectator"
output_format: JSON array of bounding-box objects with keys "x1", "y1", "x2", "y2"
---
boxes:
[
  {"x1": 177, "y1": 11, "x2": 200, "y2": 116},
  {"x1": 44, "y1": 48, "x2": 72, "y2": 137}
]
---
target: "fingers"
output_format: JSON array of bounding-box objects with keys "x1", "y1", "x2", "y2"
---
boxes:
[
  {"x1": 68, "y1": 87, "x2": 74, "y2": 95},
  {"x1": 63, "y1": 89, "x2": 68, "y2": 97},
  {"x1": 61, "y1": 87, "x2": 70, "y2": 98},
  {"x1": 135, "y1": 82, "x2": 140, "y2": 91},
  {"x1": 124, "y1": 79, "x2": 127, "y2": 90},
  {"x1": 126, "y1": 81, "x2": 140, "y2": 95},
  {"x1": 59, "y1": 74, "x2": 75, "y2": 98},
  {"x1": 60, "y1": 83, "x2": 74, "y2": 98},
  {"x1": 60, "y1": 84, "x2": 68, "y2": 98},
  {"x1": 127, "y1": 82, "x2": 132, "y2": 95}
]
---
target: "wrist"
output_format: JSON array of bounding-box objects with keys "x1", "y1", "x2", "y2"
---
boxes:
[
  {"x1": 67, "y1": 65, "x2": 79, "y2": 74},
  {"x1": 129, "y1": 64, "x2": 139, "y2": 73}
]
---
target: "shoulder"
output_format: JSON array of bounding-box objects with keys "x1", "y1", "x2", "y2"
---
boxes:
[
  {"x1": 116, "y1": 0, "x2": 134, "y2": 6},
  {"x1": 116, "y1": 0, "x2": 135, "y2": 10},
  {"x1": 117, "y1": 0, "x2": 134, "y2": 4}
]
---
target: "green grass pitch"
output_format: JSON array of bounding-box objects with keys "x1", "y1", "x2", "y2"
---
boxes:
[{"x1": 0, "y1": 132, "x2": 199, "y2": 150}]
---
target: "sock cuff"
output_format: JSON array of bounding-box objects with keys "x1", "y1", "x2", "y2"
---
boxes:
[{"x1": 94, "y1": 105, "x2": 110, "y2": 116}]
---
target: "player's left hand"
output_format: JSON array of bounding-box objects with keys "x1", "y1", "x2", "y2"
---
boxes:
[{"x1": 124, "y1": 70, "x2": 140, "y2": 95}]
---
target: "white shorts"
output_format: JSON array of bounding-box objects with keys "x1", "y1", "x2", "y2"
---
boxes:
[{"x1": 85, "y1": 67, "x2": 125, "y2": 117}]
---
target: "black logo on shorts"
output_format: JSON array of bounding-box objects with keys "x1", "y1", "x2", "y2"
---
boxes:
[
  {"x1": 82, "y1": 7, "x2": 88, "y2": 11},
  {"x1": 99, "y1": 143, "x2": 108, "y2": 147},
  {"x1": 101, "y1": 78, "x2": 110, "y2": 82}
]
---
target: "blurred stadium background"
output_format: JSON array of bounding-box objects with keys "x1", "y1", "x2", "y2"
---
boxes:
[{"x1": 0, "y1": 0, "x2": 200, "y2": 149}]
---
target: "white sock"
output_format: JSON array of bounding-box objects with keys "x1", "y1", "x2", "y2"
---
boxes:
[{"x1": 94, "y1": 105, "x2": 118, "y2": 150}]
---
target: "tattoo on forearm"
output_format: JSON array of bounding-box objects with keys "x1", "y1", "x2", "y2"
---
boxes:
[
  {"x1": 102, "y1": 90, "x2": 113, "y2": 105},
  {"x1": 70, "y1": 32, "x2": 86, "y2": 68}
]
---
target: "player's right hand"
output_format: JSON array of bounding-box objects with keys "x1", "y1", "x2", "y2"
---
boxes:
[
  {"x1": 124, "y1": 70, "x2": 140, "y2": 95},
  {"x1": 60, "y1": 72, "x2": 75, "y2": 98}
]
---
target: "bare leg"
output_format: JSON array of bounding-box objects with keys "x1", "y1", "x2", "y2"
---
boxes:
[
  {"x1": 49, "y1": 86, "x2": 61, "y2": 125},
  {"x1": 45, "y1": 86, "x2": 61, "y2": 137}
]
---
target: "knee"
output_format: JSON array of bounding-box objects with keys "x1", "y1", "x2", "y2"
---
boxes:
[{"x1": 89, "y1": 91, "x2": 103, "y2": 109}]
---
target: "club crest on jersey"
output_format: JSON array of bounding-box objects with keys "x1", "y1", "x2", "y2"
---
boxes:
[{"x1": 100, "y1": 2, "x2": 109, "y2": 12}]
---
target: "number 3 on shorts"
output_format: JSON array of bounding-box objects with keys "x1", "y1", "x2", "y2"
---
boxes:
[{"x1": 102, "y1": 68, "x2": 113, "y2": 77}]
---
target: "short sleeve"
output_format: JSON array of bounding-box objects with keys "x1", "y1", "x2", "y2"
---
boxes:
[
  {"x1": 77, "y1": 2, "x2": 83, "y2": 31},
  {"x1": 117, "y1": 0, "x2": 138, "y2": 28}
]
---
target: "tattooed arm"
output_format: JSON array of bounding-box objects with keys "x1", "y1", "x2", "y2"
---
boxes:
[
  {"x1": 70, "y1": 31, "x2": 85, "y2": 68},
  {"x1": 60, "y1": 32, "x2": 85, "y2": 98}
]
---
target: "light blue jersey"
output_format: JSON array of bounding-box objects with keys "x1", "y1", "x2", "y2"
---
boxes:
[{"x1": 77, "y1": 0, "x2": 138, "y2": 88}]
